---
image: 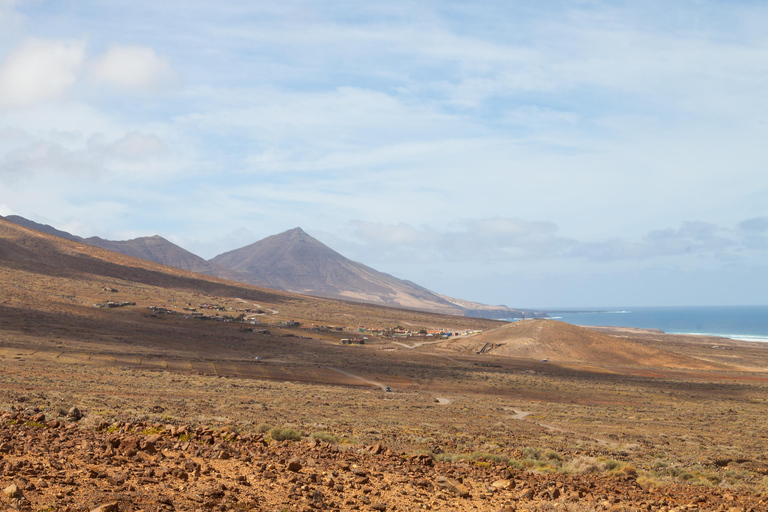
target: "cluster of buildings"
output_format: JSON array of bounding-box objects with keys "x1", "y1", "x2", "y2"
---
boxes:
[
  {"x1": 95, "y1": 301, "x2": 136, "y2": 308},
  {"x1": 357, "y1": 326, "x2": 483, "y2": 338}
]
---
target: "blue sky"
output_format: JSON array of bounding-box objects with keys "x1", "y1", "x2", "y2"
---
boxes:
[{"x1": 0, "y1": 0, "x2": 767, "y2": 307}]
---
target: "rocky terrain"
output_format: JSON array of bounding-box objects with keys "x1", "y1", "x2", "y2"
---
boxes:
[
  {"x1": 2, "y1": 217, "x2": 768, "y2": 511},
  {"x1": 2, "y1": 409, "x2": 765, "y2": 512}
]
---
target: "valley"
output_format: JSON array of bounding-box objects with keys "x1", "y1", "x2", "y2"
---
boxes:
[{"x1": 1, "y1": 218, "x2": 768, "y2": 511}]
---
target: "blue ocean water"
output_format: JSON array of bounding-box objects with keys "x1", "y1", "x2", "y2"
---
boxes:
[{"x1": 543, "y1": 306, "x2": 768, "y2": 343}]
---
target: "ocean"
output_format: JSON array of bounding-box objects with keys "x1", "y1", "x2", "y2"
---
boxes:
[{"x1": 541, "y1": 306, "x2": 768, "y2": 343}]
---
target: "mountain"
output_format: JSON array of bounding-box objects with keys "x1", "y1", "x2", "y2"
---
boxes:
[
  {"x1": 83, "y1": 235, "x2": 251, "y2": 283},
  {"x1": 210, "y1": 228, "x2": 460, "y2": 314},
  {"x1": 1, "y1": 215, "x2": 542, "y2": 318},
  {"x1": 1, "y1": 215, "x2": 84, "y2": 242},
  {"x1": 447, "y1": 319, "x2": 724, "y2": 369},
  {"x1": 211, "y1": 227, "x2": 543, "y2": 318},
  {"x1": 0, "y1": 216, "x2": 500, "y2": 333},
  {"x1": 1, "y1": 215, "x2": 252, "y2": 284}
]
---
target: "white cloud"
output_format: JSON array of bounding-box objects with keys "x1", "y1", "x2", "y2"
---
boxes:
[
  {"x1": 89, "y1": 45, "x2": 180, "y2": 92},
  {"x1": 0, "y1": 0, "x2": 24, "y2": 33},
  {"x1": 0, "y1": 203, "x2": 13, "y2": 216},
  {"x1": 0, "y1": 38, "x2": 85, "y2": 109},
  {"x1": 739, "y1": 217, "x2": 768, "y2": 233},
  {"x1": 91, "y1": 131, "x2": 166, "y2": 161},
  {"x1": 0, "y1": 140, "x2": 101, "y2": 177},
  {"x1": 343, "y1": 217, "x2": 768, "y2": 266}
]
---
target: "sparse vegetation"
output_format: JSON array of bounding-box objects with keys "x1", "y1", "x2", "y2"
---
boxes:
[
  {"x1": 310, "y1": 431, "x2": 339, "y2": 444},
  {"x1": 269, "y1": 426, "x2": 302, "y2": 442},
  {"x1": 1, "y1": 219, "x2": 767, "y2": 510}
]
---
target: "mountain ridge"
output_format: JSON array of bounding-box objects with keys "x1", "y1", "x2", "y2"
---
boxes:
[{"x1": 0, "y1": 215, "x2": 544, "y2": 319}]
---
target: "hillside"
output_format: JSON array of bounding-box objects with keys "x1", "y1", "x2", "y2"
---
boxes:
[
  {"x1": 0, "y1": 217, "x2": 498, "y2": 332},
  {"x1": 1, "y1": 216, "x2": 541, "y2": 319},
  {"x1": 1, "y1": 214, "x2": 84, "y2": 242},
  {"x1": 84, "y1": 235, "x2": 252, "y2": 283},
  {"x1": 210, "y1": 227, "x2": 464, "y2": 314},
  {"x1": 446, "y1": 319, "x2": 725, "y2": 369},
  {"x1": 211, "y1": 227, "x2": 542, "y2": 318}
]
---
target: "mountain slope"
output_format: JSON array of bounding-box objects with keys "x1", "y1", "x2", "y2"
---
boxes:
[
  {"x1": 0, "y1": 215, "x2": 252, "y2": 284},
  {"x1": 210, "y1": 227, "x2": 463, "y2": 314},
  {"x1": 1, "y1": 216, "x2": 541, "y2": 318},
  {"x1": 0, "y1": 217, "x2": 500, "y2": 333},
  {"x1": 83, "y1": 235, "x2": 251, "y2": 282},
  {"x1": 210, "y1": 227, "x2": 542, "y2": 317},
  {"x1": 1, "y1": 215, "x2": 84, "y2": 242}
]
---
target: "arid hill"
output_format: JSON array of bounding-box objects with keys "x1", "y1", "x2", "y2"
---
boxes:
[
  {"x1": 1, "y1": 215, "x2": 542, "y2": 319},
  {"x1": 1, "y1": 214, "x2": 84, "y2": 242},
  {"x1": 84, "y1": 234, "x2": 253, "y2": 284},
  {"x1": 210, "y1": 227, "x2": 468, "y2": 314},
  {"x1": 0, "y1": 217, "x2": 499, "y2": 332},
  {"x1": 446, "y1": 319, "x2": 727, "y2": 369},
  {"x1": 210, "y1": 226, "x2": 543, "y2": 318}
]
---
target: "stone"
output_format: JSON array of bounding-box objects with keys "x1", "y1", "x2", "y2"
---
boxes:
[
  {"x1": 171, "y1": 468, "x2": 189, "y2": 480},
  {"x1": 67, "y1": 407, "x2": 82, "y2": 421},
  {"x1": 3, "y1": 483, "x2": 21, "y2": 498},
  {"x1": 492, "y1": 479, "x2": 514, "y2": 490},
  {"x1": 435, "y1": 476, "x2": 470, "y2": 498},
  {"x1": 518, "y1": 488, "x2": 535, "y2": 500},
  {"x1": 0, "y1": 442, "x2": 12, "y2": 453},
  {"x1": 287, "y1": 460, "x2": 303, "y2": 472},
  {"x1": 371, "y1": 503, "x2": 387, "y2": 511},
  {"x1": 118, "y1": 437, "x2": 140, "y2": 457}
]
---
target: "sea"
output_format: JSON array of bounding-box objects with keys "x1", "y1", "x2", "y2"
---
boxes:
[{"x1": 538, "y1": 306, "x2": 768, "y2": 343}]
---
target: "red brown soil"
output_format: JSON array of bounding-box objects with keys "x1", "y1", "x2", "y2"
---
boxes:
[
  {"x1": 447, "y1": 319, "x2": 729, "y2": 370},
  {"x1": 2, "y1": 411, "x2": 766, "y2": 512}
]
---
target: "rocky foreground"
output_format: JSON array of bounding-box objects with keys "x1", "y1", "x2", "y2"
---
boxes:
[{"x1": 0, "y1": 410, "x2": 763, "y2": 512}]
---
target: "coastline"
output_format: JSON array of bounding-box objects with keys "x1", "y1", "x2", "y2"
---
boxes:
[{"x1": 536, "y1": 305, "x2": 768, "y2": 344}]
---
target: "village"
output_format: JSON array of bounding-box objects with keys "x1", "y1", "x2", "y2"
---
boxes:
[{"x1": 100, "y1": 296, "x2": 485, "y2": 343}]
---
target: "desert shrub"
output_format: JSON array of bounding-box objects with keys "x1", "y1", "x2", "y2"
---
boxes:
[
  {"x1": 255, "y1": 423, "x2": 272, "y2": 434},
  {"x1": 25, "y1": 421, "x2": 47, "y2": 429},
  {"x1": 621, "y1": 465, "x2": 638, "y2": 477},
  {"x1": 521, "y1": 447, "x2": 542, "y2": 460},
  {"x1": 602, "y1": 459, "x2": 622, "y2": 472},
  {"x1": 563, "y1": 456, "x2": 601, "y2": 475},
  {"x1": 311, "y1": 431, "x2": 339, "y2": 444},
  {"x1": 468, "y1": 451, "x2": 509, "y2": 464},
  {"x1": 434, "y1": 452, "x2": 460, "y2": 463},
  {"x1": 270, "y1": 426, "x2": 302, "y2": 442},
  {"x1": 545, "y1": 449, "x2": 562, "y2": 462}
]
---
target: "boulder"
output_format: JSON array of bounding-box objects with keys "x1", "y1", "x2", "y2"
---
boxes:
[{"x1": 435, "y1": 476, "x2": 470, "y2": 498}]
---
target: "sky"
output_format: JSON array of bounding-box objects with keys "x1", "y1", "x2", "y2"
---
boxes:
[{"x1": 0, "y1": 0, "x2": 766, "y2": 308}]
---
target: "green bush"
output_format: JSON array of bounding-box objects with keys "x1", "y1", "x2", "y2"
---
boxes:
[
  {"x1": 311, "y1": 431, "x2": 339, "y2": 444},
  {"x1": 521, "y1": 447, "x2": 542, "y2": 460},
  {"x1": 270, "y1": 426, "x2": 302, "y2": 441}
]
